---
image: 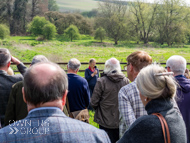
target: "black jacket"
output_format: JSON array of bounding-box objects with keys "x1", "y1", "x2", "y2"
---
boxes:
[{"x1": 0, "y1": 63, "x2": 26, "y2": 127}]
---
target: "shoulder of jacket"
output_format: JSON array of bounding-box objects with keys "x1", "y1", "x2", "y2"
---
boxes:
[
  {"x1": 12, "y1": 81, "x2": 23, "y2": 88},
  {"x1": 131, "y1": 115, "x2": 157, "y2": 128}
]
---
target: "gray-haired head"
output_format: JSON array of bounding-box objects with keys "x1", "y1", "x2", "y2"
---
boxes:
[
  {"x1": 136, "y1": 64, "x2": 177, "y2": 100},
  {"x1": 0, "y1": 48, "x2": 11, "y2": 68},
  {"x1": 166, "y1": 55, "x2": 186, "y2": 76},
  {"x1": 23, "y1": 62, "x2": 68, "y2": 106},
  {"x1": 31, "y1": 55, "x2": 49, "y2": 65},
  {"x1": 104, "y1": 58, "x2": 121, "y2": 74},
  {"x1": 68, "y1": 58, "x2": 81, "y2": 71}
]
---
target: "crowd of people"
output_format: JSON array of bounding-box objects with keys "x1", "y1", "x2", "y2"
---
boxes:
[{"x1": 0, "y1": 48, "x2": 189, "y2": 143}]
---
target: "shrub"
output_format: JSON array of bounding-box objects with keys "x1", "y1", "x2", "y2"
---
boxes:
[
  {"x1": 94, "y1": 27, "x2": 106, "y2": 42},
  {"x1": 0, "y1": 24, "x2": 10, "y2": 39},
  {"x1": 28, "y1": 16, "x2": 49, "y2": 36},
  {"x1": 42, "y1": 23, "x2": 57, "y2": 40},
  {"x1": 64, "y1": 25, "x2": 80, "y2": 42},
  {"x1": 80, "y1": 35, "x2": 93, "y2": 40}
]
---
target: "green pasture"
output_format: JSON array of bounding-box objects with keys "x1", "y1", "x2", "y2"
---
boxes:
[
  {"x1": 56, "y1": 0, "x2": 101, "y2": 12},
  {"x1": 1, "y1": 36, "x2": 190, "y2": 127},
  {"x1": 2, "y1": 36, "x2": 190, "y2": 75},
  {"x1": 2, "y1": 36, "x2": 190, "y2": 66}
]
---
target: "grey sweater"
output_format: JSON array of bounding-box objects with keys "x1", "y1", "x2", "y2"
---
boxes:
[{"x1": 118, "y1": 98, "x2": 187, "y2": 143}]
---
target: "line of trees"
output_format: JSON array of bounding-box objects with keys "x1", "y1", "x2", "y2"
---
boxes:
[
  {"x1": 0, "y1": 0, "x2": 58, "y2": 35},
  {"x1": 0, "y1": 0, "x2": 190, "y2": 46},
  {"x1": 95, "y1": 0, "x2": 190, "y2": 46}
]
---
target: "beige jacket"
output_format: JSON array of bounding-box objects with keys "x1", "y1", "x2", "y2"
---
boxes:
[{"x1": 91, "y1": 72, "x2": 129, "y2": 129}]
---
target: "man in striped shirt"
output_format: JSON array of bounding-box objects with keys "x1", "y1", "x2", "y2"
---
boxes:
[{"x1": 118, "y1": 51, "x2": 152, "y2": 138}]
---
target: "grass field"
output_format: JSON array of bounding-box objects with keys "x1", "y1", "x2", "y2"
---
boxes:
[
  {"x1": 56, "y1": 0, "x2": 102, "y2": 12},
  {"x1": 1, "y1": 36, "x2": 190, "y2": 127}
]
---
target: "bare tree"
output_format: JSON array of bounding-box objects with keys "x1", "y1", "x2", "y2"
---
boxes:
[{"x1": 129, "y1": 0, "x2": 159, "y2": 44}]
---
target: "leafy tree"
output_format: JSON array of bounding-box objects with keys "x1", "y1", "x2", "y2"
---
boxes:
[
  {"x1": 128, "y1": 0, "x2": 159, "y2": 44},
  {"x1": 95, "y1": 0, "x2": 128, "y2": 44},
  {"x1": 48, "y1": 0, "x2": 59, "y2": 11},
  {"x1": 28, "y1": 16, "x2": 49, "y2": 36},
  {"x1": 82, "y1": 9, "x2": 98, "y2": 17},
  {"x1": 94, "y1": 27, "x2": 106, "y2": 42},
  {"x1": 42, "y1": 23, "x2": 57, "y2": 40},
  {"x1": 64, "y1": 25, "x2": 80, "y2": 42},
  {"x1": 31, "y1": 0, "x2": 44, "y2": 20},
  {"x1": 154, "y1": 0, "x2": 190, "y2": 46},
  {"x1": 45, "y1": 12, "x2": 93, "y2": 35},
  {"x1": 0, "y1": 24, "x2": 10, "y2": 39},
  {"x1": 11, "y1": 0, "x2": 28, "y2": 35}
]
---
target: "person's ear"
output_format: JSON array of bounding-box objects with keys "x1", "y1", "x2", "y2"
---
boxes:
[
  {"x1": 167, "y1": 67, "x2": 171, "y2": 72},
  {"x1": 76, "y1": 68, "x2": 79, "y2": 73},
  {"x1": 129, "y1": 64, "x2": 133, "y2": 72},
  {"x1": 62, "y1": 90, "x2": 68, "y2": 106},
  {"x1": 22, "y1": 87, "x2": 27, "y2": 104}
]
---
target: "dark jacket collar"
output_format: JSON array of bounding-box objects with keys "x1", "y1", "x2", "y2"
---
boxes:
[
  {"x1": 26, "y1": 108, "x2": 66, "y2": 119},
  {"x1": 0, "y1": 70, "x2": 8, "y2": 75},
  {"x1": 145, "y1": 98, "x2": 173, "y2": 115}
]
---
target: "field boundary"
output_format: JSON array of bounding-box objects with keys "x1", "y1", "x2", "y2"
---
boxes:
[{"x1": 12, "y1": 62, "x2": 188, "y2": 72}]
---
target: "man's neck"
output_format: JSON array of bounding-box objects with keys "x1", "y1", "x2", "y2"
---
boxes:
[
  {"x1": 67, "y1": 69, "x2": 77, "y2": 74},
  {"x1": 130, "y1": 72, "x2": 139, "y2": 82},
  {"x1": 0, "y1": 67, "x2": 8, "y2": 72},
  {"x1": 27, "y1": 100, "x2": 63, "y2": 113}
]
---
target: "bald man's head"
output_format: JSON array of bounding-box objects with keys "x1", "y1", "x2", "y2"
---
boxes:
[{"x1": 23, "y1": 62, "x2": 68, "y2": 106}]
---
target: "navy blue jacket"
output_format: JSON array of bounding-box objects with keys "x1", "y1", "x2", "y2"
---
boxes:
[
  {"x1": 176, "y1": 75, "x2": 190, "y2": 143},
  {"x1": 67, "y1": 74, "x2": 90, "y2": 112},
  {"x1": 85, "y1": 68, "x2": 99, "y2": 87}
]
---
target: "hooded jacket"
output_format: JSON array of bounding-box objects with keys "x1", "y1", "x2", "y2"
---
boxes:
[
  {"x1": 175, "y1": 76, "x2": 190, "y2": 143},
  {"x1": 91, "y1": 72, "x2": 129, "y2": 129}
]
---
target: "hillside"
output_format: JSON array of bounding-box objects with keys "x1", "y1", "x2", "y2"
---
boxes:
[{"x1": 56, "y1": 0, "x2": 102, "y2": 12}]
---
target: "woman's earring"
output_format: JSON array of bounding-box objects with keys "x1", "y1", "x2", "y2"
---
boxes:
[{"x1": 145, "y1": 99, "x2": 147, "y2": 101}]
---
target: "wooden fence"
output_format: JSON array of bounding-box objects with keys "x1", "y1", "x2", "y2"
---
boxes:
[{"x1": 12, "y1": 62, "x2": 190, "y2": 73}]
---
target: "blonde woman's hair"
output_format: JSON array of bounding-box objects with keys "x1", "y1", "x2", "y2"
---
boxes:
[{"x1": 136, "y1": 64, "x2": 177, "y2": 99}]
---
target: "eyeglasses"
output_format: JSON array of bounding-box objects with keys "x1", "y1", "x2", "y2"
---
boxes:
[{"x1": 124, "y1": 63, "x2": 130, "y2": 70}]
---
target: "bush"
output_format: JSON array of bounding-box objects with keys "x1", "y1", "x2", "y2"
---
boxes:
[
  {"x1": 94, "y1": 27, "x2": 106, "y2": 42},
  {"x1": 28, "y1": 16, "x2": 49, "y2": 36},
  {"x1": 42, "y1": 23, "x2": 57, "y2": 40},
  {"x1": 64, "y1": 25, "x2": 80, "y2": 42},
  {"x1": 80, "y1": 34, "x2": 93, "y2": 40},
  {"x1": 0, "y1": 24, "x2": 10, "y2": 39}
]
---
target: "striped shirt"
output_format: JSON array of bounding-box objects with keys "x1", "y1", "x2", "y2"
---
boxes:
[{"x1": 118, "y1": 79, "x2": 147, "y2": 138}]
